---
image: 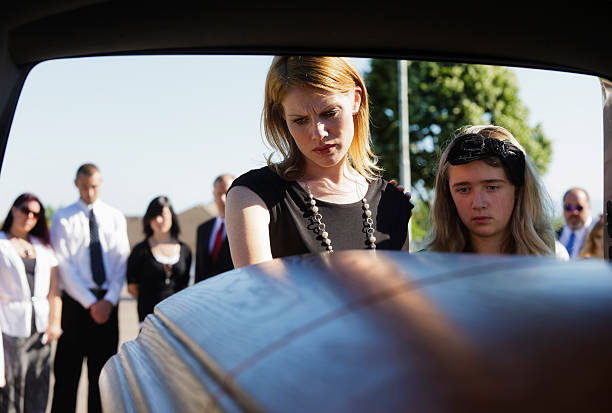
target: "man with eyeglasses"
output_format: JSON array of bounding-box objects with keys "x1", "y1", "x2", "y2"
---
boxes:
[{"x1": 557, "y1": 187, "x2": 593, "y2": 259}]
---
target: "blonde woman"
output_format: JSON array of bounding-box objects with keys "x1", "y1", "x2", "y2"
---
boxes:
[
  {"x1": 226, "y1": 56, "x2": 413, "y2": 267},
  {"x1": 428, "y1": 125, "x2": 562, "y2": 257},
  {"x1": 579, "y1": 215, "x2": 604, "y2": 258}
]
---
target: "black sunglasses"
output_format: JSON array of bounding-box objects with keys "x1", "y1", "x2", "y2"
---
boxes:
[
  {"x1": 17, "y1": 205, "x2": 40, "y2": 218},
  {"x1": 564, "y1": 204, "x2": 584, "y2": 212}
]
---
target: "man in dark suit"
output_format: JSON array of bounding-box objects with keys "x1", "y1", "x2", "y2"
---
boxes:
[{"x1": 195, "y1": 174, "x2": 235, "y2": 282}]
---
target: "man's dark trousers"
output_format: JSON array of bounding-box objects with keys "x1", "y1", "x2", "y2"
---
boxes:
[{"x1": 50, "y1": 293, "x2": 118, "y2": 413}]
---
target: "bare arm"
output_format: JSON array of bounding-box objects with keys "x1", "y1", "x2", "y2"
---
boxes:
[
  {"x1": 127, "y1": 283, "x2": 139, "y2": 298},
  {"x1": 226, "y1": 186, "x2": 273, "y2": 268},
  {"x1": 401, "y1": 228, "x2": 410, "y2": 251},
  {"x1": 46, "y1": 266, "x2": 63, "y2": 342}
]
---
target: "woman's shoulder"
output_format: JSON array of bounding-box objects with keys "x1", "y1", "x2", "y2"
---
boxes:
[
  {"x1": 229, "y1": 166, "x2": 287, "y2": 210},
  {"x1": 374, "y1": 178, "x2": 414, "y2": 209},
  {"x1": 131, "y1": 239, "x2": 150, "y2": 254},
  {"x1": 178, "y1": 240, "x2": 192, "y2": 255},
  {"x1": 232, "y1": 166, "x2": 283, "y2": 187},
  {"x1": 28, "y1": 235, "x2": 53, "y2": 254}
]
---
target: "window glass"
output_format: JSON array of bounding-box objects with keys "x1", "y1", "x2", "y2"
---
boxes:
[{"x1": 0, "y1": 56, "x2": 603, "y2": 249}]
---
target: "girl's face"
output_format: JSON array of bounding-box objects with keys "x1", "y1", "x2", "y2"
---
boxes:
[
  {"x1": 448, "y1": 160, "x2": 516, "y2": 246},
  {"x1": 282, "y1": 86, "x2": 361, "y2": 174},
  {"x1": 150, "y1": 206, "x2": 173, "y2": 236}
]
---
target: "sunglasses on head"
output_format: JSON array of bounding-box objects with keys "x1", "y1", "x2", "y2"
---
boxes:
[
  {"x1": 564, "y1": 204, "x2": 583, "y2": 212},
  {"x1": 17, "y1": 205, "x2": 40, "y2": 218}
]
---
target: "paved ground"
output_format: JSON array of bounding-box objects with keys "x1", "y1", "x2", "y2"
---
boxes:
[{"x1": 46, "y1": 288, "x2": 140, "y2": 413}]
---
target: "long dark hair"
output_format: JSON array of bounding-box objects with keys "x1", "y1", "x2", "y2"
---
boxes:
[
  {"x1": 2, "y1": 193, "x2": 51, "y2": 246},
  {"x1": 143, "y1": 196, "x2": 180, "y2": 239}
]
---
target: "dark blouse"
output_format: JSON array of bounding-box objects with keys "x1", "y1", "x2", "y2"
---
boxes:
[
  {"x1": 126, "y1": 240, "x2": 192, "y2": 322},
  {"x1": 22, "y1": 257, "x2": 36, "y2": 296},
  {"x1": 229, "y1": 166, "x2": 413, "y2": 259},
  {"x1": 22, "y1": 256, "x2": 37, "y2": 333}
]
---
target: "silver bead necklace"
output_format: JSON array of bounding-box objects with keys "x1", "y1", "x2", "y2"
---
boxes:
[{"x1": 304, "y1": 182, "x2": 376, "y2": 252}]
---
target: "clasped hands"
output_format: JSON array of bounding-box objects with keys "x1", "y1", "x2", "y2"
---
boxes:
[{"x1": 90, "y1": 299, "x2": 113, "y2": 324}]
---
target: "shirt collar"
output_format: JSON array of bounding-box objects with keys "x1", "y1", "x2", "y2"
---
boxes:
[{"x1": 77, "y1": 198, "x2": 101, "y2": 212}]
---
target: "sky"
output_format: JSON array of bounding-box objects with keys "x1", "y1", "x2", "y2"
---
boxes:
[{"x1": 0, "y1": 55, "x2": 604, "y2": 220}]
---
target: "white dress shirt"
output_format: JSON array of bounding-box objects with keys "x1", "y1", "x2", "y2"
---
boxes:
[
  {"x1": 559, "y1": 216, "x2": 593, "y2": 259},
  {"x1": 0, "y1": 325, "x2": 4, "y2": 388},
  {"x1": 208, "y1": 216, "x2": 226, "y2": 253},
  {"x1": 554, "y1": 240, "x2": 570, "y2": 261},
  {"x1": 0, "y1": 231, "x2": 58, "y2": 337},
  {"x1": 50, "y1": 199, "x2": 130, "y2": 309}
]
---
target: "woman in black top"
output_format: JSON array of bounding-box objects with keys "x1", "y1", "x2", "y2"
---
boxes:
[
  {"x1": 226, "y1": 56, "x2": 413, "y2": 267},
  {"x1": 126, "y1": 196, "x2": 191, "y2": 324}
]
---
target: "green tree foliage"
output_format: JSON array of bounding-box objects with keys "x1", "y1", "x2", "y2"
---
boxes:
[
  {"x1": 365, "y1": 60, "x2": 552, "y2": 205},
  {"x1": 45, "y1": 205, "x2": 57, "y2": 227}
]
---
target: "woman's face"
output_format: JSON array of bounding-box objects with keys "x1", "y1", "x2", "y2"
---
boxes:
[
  {"x1": 150, "y1": 206, "x2": 173, "y2": 236},
  {"x1": 282, "y1": 86, "x2": 361, "y2": 173},
  {"x1": 11, "y1": 200, "x2": 41, "y2": 234},
  {"x1": 448, "y1": 160, "x2": 516, "y2": 244}
]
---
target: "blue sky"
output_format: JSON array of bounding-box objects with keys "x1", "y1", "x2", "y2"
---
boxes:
[{"x1": 0, "y1": 56, "x2": 604, "y2": 220}]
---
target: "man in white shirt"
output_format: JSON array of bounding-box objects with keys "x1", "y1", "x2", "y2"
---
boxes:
[
  {"x1": 50, "y1": 163, "x2": 129, "y2": 413},
  {"x1": 195, "y1": 174, "x2": 235, "y2": 282},
  {"x1": 557, "y1": 187, "x2": 594, "y2": 259}
]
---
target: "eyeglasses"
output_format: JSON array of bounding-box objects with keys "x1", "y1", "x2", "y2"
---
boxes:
[
  {"x1": 17, "y1": 205, "x2": 40, "y2": 218},
  {"x1": 564, "y1": 204, "x2": 584, "y2": 212}
]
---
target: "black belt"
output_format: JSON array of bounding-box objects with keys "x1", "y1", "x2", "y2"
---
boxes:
[{"x1": 90, "y1": 288, "x2": 108, "y2": 300}]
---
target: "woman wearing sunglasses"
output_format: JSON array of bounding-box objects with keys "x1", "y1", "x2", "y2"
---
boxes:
[
  {"x1": 428, "y1": 125, "x2": 566, "y2": 258},
  {"x1": 0, "y1": 193, "x2": 62, "y2": 412}
]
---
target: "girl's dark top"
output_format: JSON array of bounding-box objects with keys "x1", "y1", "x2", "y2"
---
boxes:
[
  {"x1": 229, "y1": 166, "x2": 413, "y2": 258},
  {"x1": 126, "y1": 240, "x2": 192, "y2": 322}
]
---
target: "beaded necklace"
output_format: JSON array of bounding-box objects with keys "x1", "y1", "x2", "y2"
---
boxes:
[{"x1": 303, "y1": 182, "x2": 376, "y2": 252}]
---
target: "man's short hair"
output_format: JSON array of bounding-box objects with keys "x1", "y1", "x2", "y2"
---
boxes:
[
  {"x1": 563, "y1": 187, "x2": 590, "y2": 205},
  {"x1": 76, "y1": 163, "x2": 100, "y2": 178},
  {"x1": 213, "y1": 174, "x2": 235, "y2": 187}
]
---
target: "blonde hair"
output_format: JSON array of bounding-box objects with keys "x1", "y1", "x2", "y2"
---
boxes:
[
  {"x1": 263, "y1": 56, "x2": 380, "y2": 180},
  {"x1": 579, "y1": 216, "x2": 604, "y2": 258},
  {"x1": 428, "y1": 125, "x2": 556, "y2": 256}
]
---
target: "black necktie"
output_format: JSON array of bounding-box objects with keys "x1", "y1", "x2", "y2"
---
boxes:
[{"x1": 89, "y1": 209, "x2": 106, "y2": 286}]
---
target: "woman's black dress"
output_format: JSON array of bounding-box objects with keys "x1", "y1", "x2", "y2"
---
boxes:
[
  {"x1": 126, "y1": 240, "x2": 192, "y2": 322},
  {"x1": 229, "y1": 166, "x2": 413, "y2": 258}
]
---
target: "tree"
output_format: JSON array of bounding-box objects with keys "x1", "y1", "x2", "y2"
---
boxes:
[{"x1": 365, "y1": 60, "x2": 552, "y2": 205}]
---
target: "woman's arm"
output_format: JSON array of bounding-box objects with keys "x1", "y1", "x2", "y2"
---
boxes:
[
  {"x1": 127, "y1": 284, "x2": 139, "y2": 298},
  {"x1": 126, "y1": 245, "x2": 141, "y2": 298},
  {"x1": 175, "y1": 245, "x2": 192, "y2": 291},
  {"x1": 226, "y1": 186, "x2": 273, "y2": 268},
  {"x1": 46, "y1": 266, "x2": 63, "y2": 343},
  {"x1": 401, "y1": 228, "x2": 410, "y2": 251}
]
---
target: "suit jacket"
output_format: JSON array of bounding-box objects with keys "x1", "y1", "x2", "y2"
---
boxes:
[{"x1": 195, "y1": 217, "x2": 233, "y2": 283}]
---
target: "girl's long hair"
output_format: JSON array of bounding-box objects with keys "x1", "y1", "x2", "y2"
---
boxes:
[{"x1": 579, "y1": 215, "x2": 604, "y2": 258}]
